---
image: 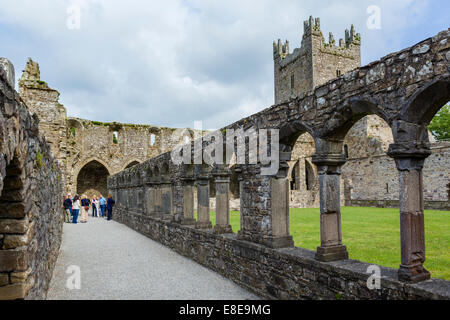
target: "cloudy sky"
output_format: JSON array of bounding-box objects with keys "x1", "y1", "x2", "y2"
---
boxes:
[{"x1": 0, "y1": 0, "x2": 448, "y2": 129}]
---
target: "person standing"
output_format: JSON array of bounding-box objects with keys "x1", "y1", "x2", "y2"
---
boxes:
[
  {"x1": 106, "y1": 194, "x2": 115, "y2": 221},
  {"x1": 99, "y1": 195, "x2": 106, "y2": 218},
  {"x1": 92, "y1": 196, "x2": 98, "y2": 217},
  {"x1": 95, "y1": 196, "x2": 101, "y2": 218},
  {"x1": 80, "y1": 195, "x2": 90, "y2": 223},
  {"x1": 72, "y1": 195, "x2": 81, "y2": 224},
  {"x1": 63, "y1": 194, "x2": 73, "y2": 223}
]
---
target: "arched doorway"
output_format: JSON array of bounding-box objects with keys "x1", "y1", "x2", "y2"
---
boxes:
[{"x1": 77, "y1": 161, "x2": 110, "y2": 198}]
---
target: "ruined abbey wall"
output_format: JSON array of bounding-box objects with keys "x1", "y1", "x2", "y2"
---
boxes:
[
  {"x1": 0, "y1": 60, "x2": 64, "y2": 300},
  {"x1": 18, "y1": 61, "x2": 202, "y2": 198}
]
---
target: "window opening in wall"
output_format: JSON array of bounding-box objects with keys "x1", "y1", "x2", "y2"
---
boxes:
[
  {"x1": 150, "y1": 134, "x2": 156, "y2": 146},
  {"x1": 113, "y1": 131, "x2": 118, "y2": 144},
  {"x1": 344, "y1": 144, "x2": 349, "y2": 159},
  {"x1": 447, "y1": 183, "x2": 450, "y2": 201},
  {"x1": 305, "y1": 160, "x2": 315, "y2": 191},
  {"x1": 336, "y1": 69, "x2": 342, "y2": 77}
]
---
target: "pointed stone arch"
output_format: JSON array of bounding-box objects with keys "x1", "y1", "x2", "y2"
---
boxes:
[{"x1": 76, "y1": 160, "x2": 111, "y2": 198}]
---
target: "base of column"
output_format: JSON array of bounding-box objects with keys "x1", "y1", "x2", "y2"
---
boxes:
[
  {"x1": 315, "y1": 245, "x2": 349, "y2": 262},
  {"x1": 213, "y1": 224, "x2": 233, "y2": 234},
  {"x1": 264, "y1": 235, "x2": 294, "y2": 249},
  {"x1": 398, "y1": 264, "x2": 431, "y2": 283},
  {"x1": 196, "y1": 221, "x2": 212, "y2": 229},
  {"x1": 180, "y1": 218, "x2": 196, "y2": 226}
]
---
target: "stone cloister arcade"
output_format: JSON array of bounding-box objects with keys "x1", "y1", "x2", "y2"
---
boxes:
[{"x1": 109, "y1": 29, "x2": 450, "y2": 285}]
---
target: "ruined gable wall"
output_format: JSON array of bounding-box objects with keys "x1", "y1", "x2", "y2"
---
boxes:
[{"x1": 66, "y1": 119, "x2": 199, "y2": 195}]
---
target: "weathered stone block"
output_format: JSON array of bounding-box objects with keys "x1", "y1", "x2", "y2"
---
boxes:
[
  {"x1": 0, "y1": 250, "x2": 28, "y2": 272},
  {"x1": 0, "y1": 218, "x2": 29, "y2": 234}
]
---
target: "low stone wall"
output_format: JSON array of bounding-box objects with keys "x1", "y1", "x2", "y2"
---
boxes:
[
  {"x1": 346, "y1": 199, "x2": 449, "y2": 211},
  {"x1": 113, "y1": 207, "x2": 450, "y2": 300},
  {"x1": 0, "y1": 60, "x2": 64, "y2": 300}
]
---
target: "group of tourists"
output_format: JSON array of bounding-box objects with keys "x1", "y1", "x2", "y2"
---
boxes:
[{"x1": 63, "y1": 193, "x2": 115, "y2": 224}]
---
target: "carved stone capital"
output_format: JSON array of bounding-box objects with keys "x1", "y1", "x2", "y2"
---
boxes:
[
  {"x1": 387, "y1": 142, "x2": 431, "y2": 171},
  {"x1": 197, "y1": 175, "x2": 210, "y2": 186},
  {"x1": 180, "y1": 176, "x2": 195, "y2": 185},
  {"x1": 212, "y1": 166, "x2": 231, "y2": 181},
  {"x1": 312, "y1": 154, "x2": 346, "y2": 175}
]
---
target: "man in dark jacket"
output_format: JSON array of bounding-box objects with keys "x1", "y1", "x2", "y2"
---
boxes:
[
  {"x1": 63, "y1": 194, "x2": 73, "y2": 223},
  {"x1": 107, "y1": 194, "x2": 115, "y2": 221}
]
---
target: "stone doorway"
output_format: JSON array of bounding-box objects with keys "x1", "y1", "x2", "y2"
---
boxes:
[{"x1": 77, "y1": 160, "x2": 110, "y2": 198}]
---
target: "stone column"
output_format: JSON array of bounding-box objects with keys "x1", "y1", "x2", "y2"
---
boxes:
[
  {"x1": 154, "y1": 183, "x2": 162, "y2": 219},
  {"x1": 388, "y1": 143, "x2": 431, "y2": 283},
  {"x1": 312, "y1": 153, "x2": 349, "y2": 262},
  {"x1": 237, "y1": 158, "x2": 294, "y2": 248},
  {"x1": 196, "y1": 176, "x2": 212, "y2": 229},
  {"x1": 161, "y1": 182, "x2": 173, "y2": 221},
  {"x1": 181, "y1": 177, "x2": 196, "y2": 225},
  {"x1": 213, "y1": 167, "x2": 233, "y2": 234},
  {"x1": 145, "y1": 185, "x2": 155, "y2": 216},
  {"x1": 269, "y1": 177, "x2": 294, "y2": 248}
]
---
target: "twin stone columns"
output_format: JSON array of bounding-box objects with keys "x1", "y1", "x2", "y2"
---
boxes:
[
  {"x1": 195, "y1": 167, "x2": 233, "y2": 234},
  {"x1": 150, "y1": 166, "x2": 233, "y2": 234}
]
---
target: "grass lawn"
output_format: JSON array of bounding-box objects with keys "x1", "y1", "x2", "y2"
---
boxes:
[{"x1": 205, "y1": 207, "x2": 450, "y2": 281}]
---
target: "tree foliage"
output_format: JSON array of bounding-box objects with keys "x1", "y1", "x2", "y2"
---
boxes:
[{"x1": 428, "y1": 103, "x2": 450, "y2": 141}]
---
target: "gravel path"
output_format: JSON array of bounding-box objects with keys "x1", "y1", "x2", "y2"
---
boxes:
[{"x1": 47, "y1": 217, "x2": 259, "y2": 300}]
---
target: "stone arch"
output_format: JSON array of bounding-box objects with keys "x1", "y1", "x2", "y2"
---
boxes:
[
  {"x1": 124, "y1": 160, "x2": 141, "y2": 171},
  {"x1": 76, "y1": 160, "x2": 110, "y2": 198},
  {"x1": 339, "y1": 113, "x2": 394, "y2": 203},
  {"x1": 317, "y1": 98, "x2": 392, "y2": 140},
  {"x1": 67, "y1": 118, "x2": 84, "y2": 138},
  {"x1": 401, "y1": 79, "x2": 450, "y2": 126},
  {"x1": 279, "y1": 120, "x2": 315, "y2": 152}
]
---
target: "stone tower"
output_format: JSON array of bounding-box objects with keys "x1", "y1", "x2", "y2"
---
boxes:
[{"x1": 274, "y1": 16, "x2": 361, "y2": 104}]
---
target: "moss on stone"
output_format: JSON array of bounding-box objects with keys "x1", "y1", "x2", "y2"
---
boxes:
[{"x1": 36, "y1": 150, "x2": 43, "y2": 168}]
